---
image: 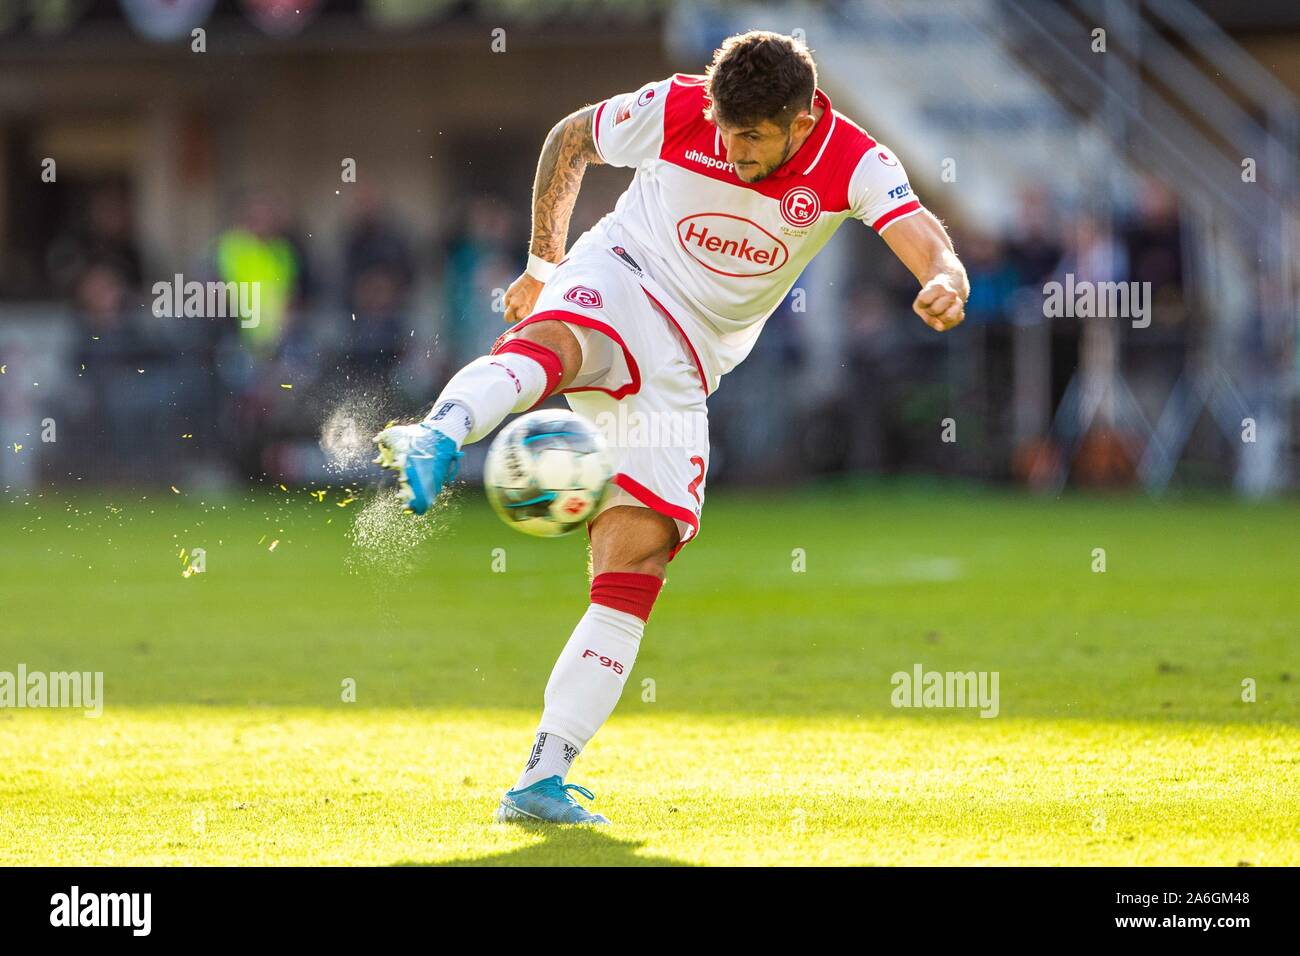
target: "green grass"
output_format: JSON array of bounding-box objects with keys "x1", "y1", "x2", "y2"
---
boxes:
[{"x1": 1, "y1": 479, "x2": 1297, "y2": 865}]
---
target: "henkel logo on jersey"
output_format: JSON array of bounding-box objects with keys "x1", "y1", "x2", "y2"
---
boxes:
[{"x1": 676, "y1": 213, "x2": 789, "y2": 277}]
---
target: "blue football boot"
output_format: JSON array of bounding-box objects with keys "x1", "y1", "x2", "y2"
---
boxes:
[
  {"x1": 494, "y1": 775, "x2": 610, "y2": 825},
  {"x1": 373, "y1": 422, "x2": 464, "y2": 515}
]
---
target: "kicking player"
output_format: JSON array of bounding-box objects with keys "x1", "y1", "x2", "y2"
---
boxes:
[{"x1": 374, "y1": 30, "x2": 968, "y2": 824}]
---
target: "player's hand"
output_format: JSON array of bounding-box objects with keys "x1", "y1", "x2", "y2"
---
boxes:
[
  {"x1": 502, "y1": 273, "x2": 544, "y2": 326},
  {"x1": 913, "y1": 276, "x2": 966, "y2": 332}
]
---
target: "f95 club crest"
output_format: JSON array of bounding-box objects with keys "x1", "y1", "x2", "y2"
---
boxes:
[
  {"x1": 780, "y1": 186, "x2": 821, "y2": 228},
  {"x1": 563, "y1": 285, "x2": 604, "y2": 309}
]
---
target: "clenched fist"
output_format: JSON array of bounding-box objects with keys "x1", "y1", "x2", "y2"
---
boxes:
[
  {"x1": 502, "y1": 273, "x2": 545, "y2": 326},
  {"x1": 913, "y1": 276, "x2": 966, "y2": 332}
]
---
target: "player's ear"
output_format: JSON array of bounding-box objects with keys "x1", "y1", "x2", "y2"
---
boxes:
[{"x1": 790, "y1": 109, "x2": 816, "y2": 138}]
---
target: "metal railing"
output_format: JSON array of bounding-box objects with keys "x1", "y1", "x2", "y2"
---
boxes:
[{"x1": 1000, "y1": 0, "x2": 1299, "y2": 493}]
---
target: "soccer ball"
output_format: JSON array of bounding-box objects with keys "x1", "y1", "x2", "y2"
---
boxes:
[{"x1": 484, "y1": 410, "x2": 613, "y2": 537}]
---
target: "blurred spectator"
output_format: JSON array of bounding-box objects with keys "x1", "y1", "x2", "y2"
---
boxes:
[
  {"x1": 47, "y1": 186, "x2": 144, "y2": 296},
  {"x1": 443, "y1": 196, "x2": 521, "y2": 366},
  {"x1": 1060, "y1": 211, "x2": 1127, "y2": 287},
  {"x1": 710, "y1": 299, "x2": 802, "y2": 482},
  {"x1": 209, "y1": 189, "x2": 313, "y2": 477},
  {"x1": 343, "y1": 266, "x2": 408, "y2": 379},
  {"x1": 843, "y1": 285, "x2": 908, "y2": 472},
  {"x1": 73, "y1": 260, "x2": 140, "y2": 348},
  {"x1": 1122, "y1": 176, "x2": 1186, "y2": 327},
  {"x1": 344, "y1": 186, "x2": 415, "y2": 312},
  {"x1": 215, "y1": 189, "x2": 307, "y2": 358},
  {"x1": 1005, "y1": 184, "x2": 1064, "y2": 292},
  {"x1": 341, "y1": 188, "x2": 415, "y2": 380},
  {"x1": 68, "y1": 261, "x2": 150, "y2": 476},
  {"x1": 956, "y1": 229, "x2": 1018, "y2": 326}
]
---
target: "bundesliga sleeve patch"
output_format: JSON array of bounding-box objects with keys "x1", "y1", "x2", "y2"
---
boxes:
[
  {"x1": 594, "y1": 77, "x2": 671, "y2": 169},
  {"x1": 848, "y1": 143, "x2": 923, "y2": 231},
  {"x1": 614, "y1": 86, "x2": 656, "y2": 125}
]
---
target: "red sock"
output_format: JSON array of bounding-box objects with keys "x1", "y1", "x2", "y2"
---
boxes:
[
  {"x1": 590, "y1": 572, "x2": 663, "y2": 623},
  {"x1": 492, "y1": 338, "x2": 563, "y2": 409}
]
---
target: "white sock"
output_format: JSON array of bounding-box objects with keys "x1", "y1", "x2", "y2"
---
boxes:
[
  {"x1": 423, "y1": 352, "x2": 549, "y2": 446},
  {"x1": 534, "y1": 603, "x2": 644, "y2": 752},
  {"x1": 423, "y1": 399, "x2": 474, "y2": 446},
  {"x1": 515, "y1": 731, "x2": 581, "y2": 790}
]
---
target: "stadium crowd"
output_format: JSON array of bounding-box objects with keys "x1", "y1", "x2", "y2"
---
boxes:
[{"x1": 15, "y1": 177, "x2": 1189, "y2": 486}]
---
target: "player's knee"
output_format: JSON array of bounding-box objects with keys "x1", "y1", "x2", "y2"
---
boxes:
[
  {"x1": 513, "y1": 320, "x2": 582, "y2": 391},
  {"x1": 599, "y1": 550, "x2": 671, "y2": 579},
  {"x1": 589, "y1": 505, "x2": 679, "y2": 580}
]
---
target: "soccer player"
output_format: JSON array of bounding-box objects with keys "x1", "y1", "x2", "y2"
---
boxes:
[{"x1": 375, "y1": 31, "x2": 968, "y2": 824}]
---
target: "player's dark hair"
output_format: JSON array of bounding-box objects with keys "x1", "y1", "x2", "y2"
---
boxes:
[{"x1": 704, "y1": 30, "x2": 818, "y2": 130}]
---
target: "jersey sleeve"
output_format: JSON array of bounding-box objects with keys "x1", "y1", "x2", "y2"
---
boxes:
[
  {"x1": 848, "y1": 142, "x2": 924, "y2": 233},
  {"x1": 591, "y1": 77, "x2": 673, "y2": 169}
]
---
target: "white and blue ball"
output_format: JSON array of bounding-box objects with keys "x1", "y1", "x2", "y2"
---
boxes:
[{"x1": 484, "y1": 410, "x2": 613, "y2": 537}]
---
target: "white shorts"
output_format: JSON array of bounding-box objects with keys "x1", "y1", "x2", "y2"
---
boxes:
[{"x1": 491, "y1": 238, "x2": 710, "y2": 559}]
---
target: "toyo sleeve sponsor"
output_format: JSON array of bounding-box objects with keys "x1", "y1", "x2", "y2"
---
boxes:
[
  {"x1": 591, "y1": 77, "x2": 673, "y2": 168},
  {"x1": 848, "y1": 143, "x2": 924, "y2": 233}
]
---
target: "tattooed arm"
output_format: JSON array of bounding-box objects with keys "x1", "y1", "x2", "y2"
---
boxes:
[
  {"x1": 501, "y1": 106, "x2": 603, "y2": 325},
  {"x1": 529, "y1": 105, "x2": 603, "y2": 263}
]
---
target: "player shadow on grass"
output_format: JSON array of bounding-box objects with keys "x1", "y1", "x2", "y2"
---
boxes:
[{"x1": 395, "y1": 824, "x2": 692, "y2": 867}]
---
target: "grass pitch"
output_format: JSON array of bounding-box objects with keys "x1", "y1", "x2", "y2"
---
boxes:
[{"x1": 1, "y1": 480, "x2": 1296, "y2": 865}]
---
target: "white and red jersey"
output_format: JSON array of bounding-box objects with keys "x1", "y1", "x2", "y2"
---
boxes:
[{"x1": 586, "y1": 73, "x2": 924, "y2": 393}]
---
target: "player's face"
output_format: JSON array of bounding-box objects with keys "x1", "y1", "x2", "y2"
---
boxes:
[{"x1": 715, "y1": 111, "x2": 814, "y2": 183}]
